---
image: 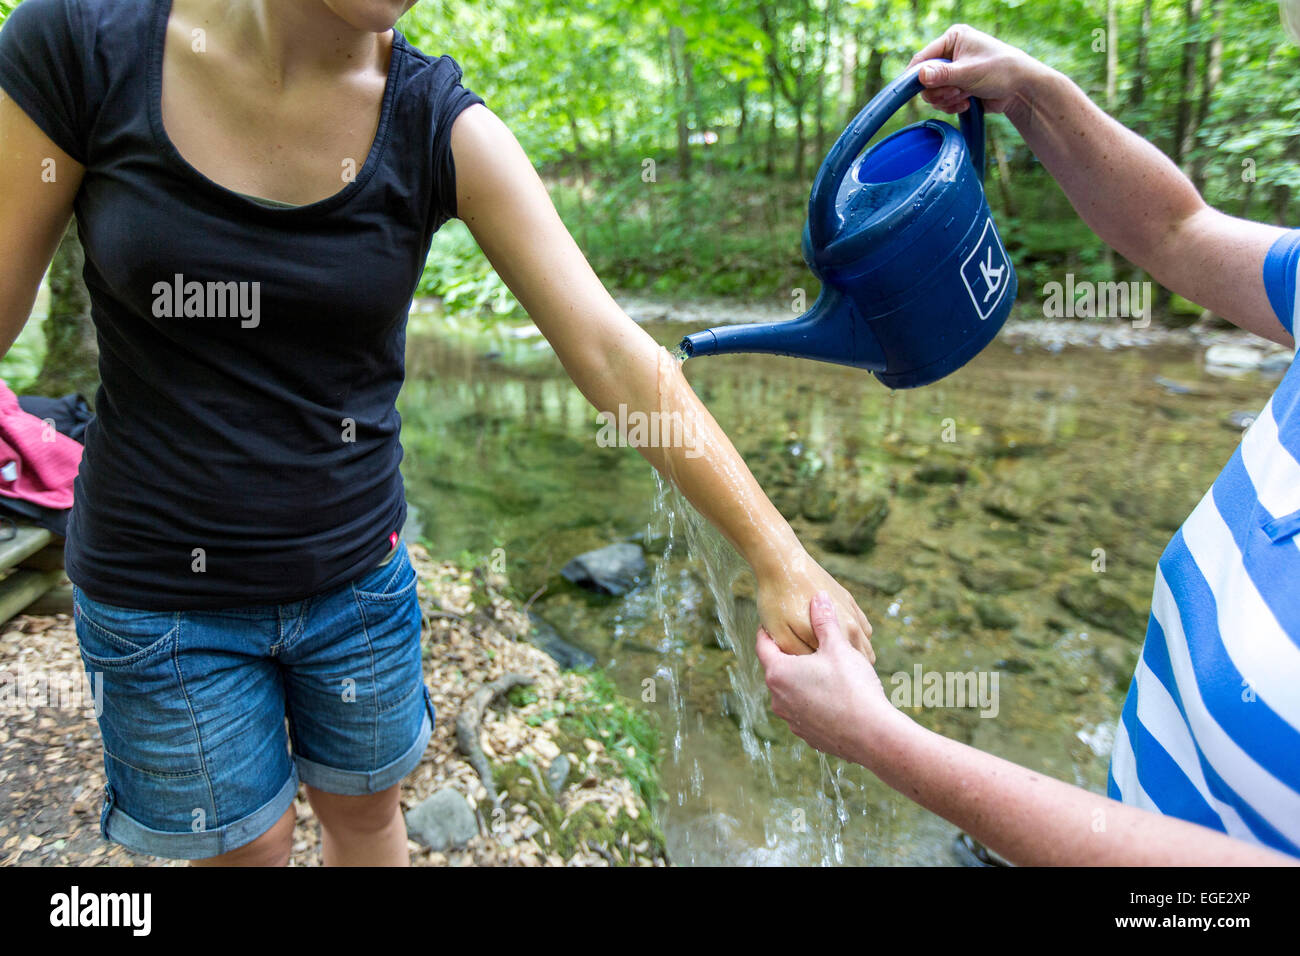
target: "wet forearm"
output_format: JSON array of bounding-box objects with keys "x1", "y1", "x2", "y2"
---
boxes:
[{"x1": 589, "y1": 323, "x2": 803, "y2": 577}]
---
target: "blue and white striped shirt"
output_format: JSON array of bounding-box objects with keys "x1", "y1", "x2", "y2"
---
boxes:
[{"x1": 1108, "y1": 230, "x2": 1300, "y2": 857}]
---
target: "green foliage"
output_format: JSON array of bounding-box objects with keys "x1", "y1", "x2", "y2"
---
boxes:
[
  {"x1": 559, "y1": 669, "x2": 663, "y2": 807},
  {"x1": 6, "y1": 0, "x2": 1298, "y2": 318},
  {"x1": 0, "y1": 316, "x2": 46, "y2": 392},
  {"x1": 418, "y1": 221, "x2": 521, "y2": 320},
  {"x1": 496, "y1": 665, "x2": 664, "y2": 851},
  {"x1": 402, "y1": 0, "x2": 1300, "y2": 317}
]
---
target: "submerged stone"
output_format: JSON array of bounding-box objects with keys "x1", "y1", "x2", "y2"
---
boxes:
[
  {"x1": 994, "y1": 656, "x2": 1034, "y2": 674},
  {"x1": 820, "y1": 555, "x2": 907, "y2": 595},
  {"x1": 527, "y1": 611, "x2": 598, "y2": 671},
  {"x1": 1224, "y1": 410, "x2": 1259, "y2": 431},
  {"x1": 820, "y1": 492, "x2": 890, "y2": 555},
  {"x1": 1057, "y1": 580, "x2": 1144, "y2": 639},
  {"x1": 974, "y1": 598, "x2": 1018, "y2": 630},
  {"x1": 913, "y1": 463, "x2": 971, "y2": 485},
  {"x1": 982, "y1": 486, "x2": 1034, "y2": 522},
  {"x1": 561, "y1": 542, "x2": 647, "y2": 596},
  {"x1": 799, "y1": 476, "x2": 837, "y2": 522},
  {"x1": 1092, "y1": 638, "x2": 1140, "y2": 686},
  {"x1": 959, "y1": 561, "x2": 1041, "y2": 593},
  {"x1": 720, "y1": 692, "x2": 781, "y2": 743}
]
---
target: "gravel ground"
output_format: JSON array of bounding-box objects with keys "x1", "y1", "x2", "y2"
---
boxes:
[{"x1": 0, "y1": 544, "x2": 661, "y2": 867}]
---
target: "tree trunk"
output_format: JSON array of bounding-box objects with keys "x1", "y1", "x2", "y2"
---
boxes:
[
  {"x1": 812, "y1": 61, "x2": 825, "y2": 163},
  {"x1": 682, "y1": 34, "x2": 701, "y2": 142},
  {"x1": 1273, "y1": 184, "x2": 1292, "y2": 223},
  {"x1": 1191, "y1": 0, "x2": 1222, "y2": 192},
  {"x1": 669, "y1": 26, "x2": 691, "y2": 182},
  {"x1": 737, "y1": 82, "x2": 748, "y2": 145},
  {"x1": 33, "y1": 221, "x2": 99, "y2": 404},
  {"x1": 1128, "y1": 0, "x2": 1154, "y2": 134},
  {"x1": 759, "y1": 2, "x2": 795, "y2": 179},
  {"x1": 813, "y1": 0, "x2": 835, "y2": 162},
  {"x1": 766, "y1": 74, "x2": 778, "y2": 176},
  {"x1": 1172, "y1": 0, "x2": 1203, "y2": 173},
  {"x1": 1102, "y1": 0, "x2": 1118, "y2": 279},
  {"x1": 861, "y1": 44, "x2": 884, "y2": 104},
  {"x1": 906, "y1": 0, "x2": 923, "y2": 122},
  {"x1": 567, "y1": 114, "x2": 585, "y2": 157},
  {"x1": 1105, "y1": 0, "x2": 1118, "y2": 109},
  {"x1": 794, "y1": 108, "x2": 806, "y2": 183},
  {"x1": 1271, "y1": 134, "x2": 1300, "y2": 221},
  {"x1": 839, "y1": 31, "x2": 857, "y2": 126},
  {"x1": 989, "y1": 125, "x2": 1017, "y2": 218}
]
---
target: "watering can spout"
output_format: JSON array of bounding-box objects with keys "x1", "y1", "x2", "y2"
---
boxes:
[{"x1": 678, "y1": 293, "x2": 885, "y2": 371}]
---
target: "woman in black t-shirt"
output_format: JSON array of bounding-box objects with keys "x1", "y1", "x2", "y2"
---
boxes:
[{"x1": 0, "y1": 0, "x2": 875, "y2": 865}]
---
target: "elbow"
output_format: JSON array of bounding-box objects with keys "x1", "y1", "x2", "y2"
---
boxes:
[{"x1": 1141, "y1": 202, "x2": 1213, "y2": 284}]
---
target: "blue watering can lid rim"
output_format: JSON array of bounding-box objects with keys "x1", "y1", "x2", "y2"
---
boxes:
[{"x1": 813, "y1": 121, "x2": 975, "y2": 270}]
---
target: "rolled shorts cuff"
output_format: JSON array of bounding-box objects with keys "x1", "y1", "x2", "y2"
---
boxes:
[
  {"x1": 101, "y1": 765, "x2": 300, "y2": 861},
  {"x1": 293, "y1": 687, "x2": 434, "y2": 795}
]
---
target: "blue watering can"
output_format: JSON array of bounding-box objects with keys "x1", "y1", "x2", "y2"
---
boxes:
[{"x1": 679, "y1": 61, "x2": 1016, "y2": 389}]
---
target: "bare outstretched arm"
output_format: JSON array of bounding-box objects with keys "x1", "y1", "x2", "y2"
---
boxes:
[{"x1": 451, "y1": 104, "x2": 875, "y2": 660}]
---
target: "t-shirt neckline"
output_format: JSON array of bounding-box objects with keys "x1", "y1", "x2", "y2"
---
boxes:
[{"x1": 146, "y1": 0, "x2": 406, "y2": 217}]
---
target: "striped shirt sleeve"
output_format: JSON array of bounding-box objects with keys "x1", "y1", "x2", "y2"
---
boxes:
[{"x1": 1263, "y1": 229, "x2": 1300, "y2": 337}]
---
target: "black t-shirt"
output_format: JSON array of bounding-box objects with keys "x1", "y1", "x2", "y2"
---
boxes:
[{"x1": 0, "y1": 0, "x2": 483, "y2": 609}]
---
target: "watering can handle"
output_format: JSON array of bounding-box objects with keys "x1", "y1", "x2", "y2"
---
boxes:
[{"x1": 809, "y1": 59, "x2": 985, "y2": 250}]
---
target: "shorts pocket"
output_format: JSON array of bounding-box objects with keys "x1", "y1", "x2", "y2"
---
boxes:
[
  {"x1": 73, "y1": 586, "x2": 180, "y2": 667},
  {"x1": 351, "y1": 542, "x2": 417, "y2": 603},
  {"x1": 71, "y1": 588, "x2": 204, "y2": 779}
]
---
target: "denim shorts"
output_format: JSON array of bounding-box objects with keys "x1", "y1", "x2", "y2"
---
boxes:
[{"x1": 71, "y1": 541, "x2": 432, "y2": 860}]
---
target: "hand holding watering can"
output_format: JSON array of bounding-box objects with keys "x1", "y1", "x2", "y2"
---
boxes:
[{"x1": 680, "y1": 58, "x2": 1017, "y2": 389}]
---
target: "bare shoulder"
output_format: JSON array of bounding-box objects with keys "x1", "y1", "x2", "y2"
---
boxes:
[
  {"x1": 450, "y1": 104, "x2": 537, "y2": 212},
  {"x1": 450, "y1": 103, "x2": 507, "y2": 151}
]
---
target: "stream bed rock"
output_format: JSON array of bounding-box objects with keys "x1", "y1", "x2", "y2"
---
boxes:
[
  {"x1": 958, "y1": 560, "x2": 1042, "y2": 593},
  {"x1": 527, "y1": 611, "x2": 598, "y2": 670},
  {"x1": 819, "y1": 555, "x2": 907, "y2": 595},
  {"x1": 1057, "y1": 579, "x2": 1145, "y2": 638},
  {"x1": 561, "y1": 542, "x2": 647, "y2": 596},
  {"x1": 820, "y1": 492, "x2": 891, "y2": 555}
]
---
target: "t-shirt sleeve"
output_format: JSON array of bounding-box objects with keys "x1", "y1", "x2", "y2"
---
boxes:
[
  {"x1": 0, "y1": 0, "x2": 92, "y2": 164},
  {"x1": 428, "y1": 55, "x2": 484, "y2": 225},
  {"x1": 1263, "y1": 228, "x2": 1300, "y2": 337}
]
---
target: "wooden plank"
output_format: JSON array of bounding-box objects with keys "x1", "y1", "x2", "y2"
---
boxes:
[
  {"x1": 0, "y1": 526, "x2": 53, "y2": 572},
  {"x1": 0, "y1": 569, "x2": 65, "y2": 625},
  {"x1": 18, "y1": 540, "x2": 65, "y2": 572},
  {"x1": 24, "y1": 582, "x2": 73, "y2": 616}
]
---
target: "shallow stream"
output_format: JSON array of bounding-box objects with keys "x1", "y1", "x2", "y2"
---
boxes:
[{"x1": 398, "y1": 310, "x2": 1279, "y2": 865}]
